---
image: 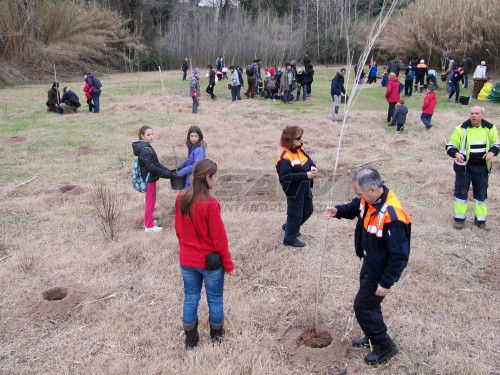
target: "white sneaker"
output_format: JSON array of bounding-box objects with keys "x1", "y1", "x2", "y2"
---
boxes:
[
  {"x1": 145, "y1": 225, "x2": 162, "y2": 233},
  {"x1": 273, "y1": 99, "x2": 276, "y2": 102},
  {"x1": 142, "y1": 220, "x2": 157, "y2": 228}
]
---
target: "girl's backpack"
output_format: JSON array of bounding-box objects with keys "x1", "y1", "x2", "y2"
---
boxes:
[{"x1": 131, "y1": 158, "x2": 149, "y2": 193}]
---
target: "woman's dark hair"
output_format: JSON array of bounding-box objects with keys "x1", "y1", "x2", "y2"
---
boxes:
[
  {"x1": 186, "y1": 125, "x2": 207, "y2": 149},
  {"x1": 280, "y1": 126, "x2": 303, "y2": 149},
  {"x1": 207, "y1": 65, "x2": 213, "y2": 69},
  {"x1": 229, "y1": 65, "x2": 235, "y2": 70},
  {"x1": 83, "y1": 72, "x2": 90, "y2": 76},
  {"x1": 178, "y1": 159, "x2": 218, "y2": 217},
  {"x1": 138, "y1": 126, "x2": 152, "y2": 140}
]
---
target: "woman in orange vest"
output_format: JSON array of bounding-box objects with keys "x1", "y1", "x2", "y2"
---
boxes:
[{"x1": 276, "y1": 126, "x2": 317, "y2": 247}]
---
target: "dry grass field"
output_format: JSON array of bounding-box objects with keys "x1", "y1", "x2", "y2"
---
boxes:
[{"x1": 0, "y1": 67, "x2": 499, "y2": 375}]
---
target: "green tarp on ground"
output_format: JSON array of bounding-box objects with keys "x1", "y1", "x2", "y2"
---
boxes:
[{"x1": 486, "y1": 82, "x2": 500, "y2": 103}]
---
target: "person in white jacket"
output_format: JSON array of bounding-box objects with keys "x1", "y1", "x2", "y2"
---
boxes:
[{"x1": 473, "y1": 61, "x2": 487, "y2": 79}]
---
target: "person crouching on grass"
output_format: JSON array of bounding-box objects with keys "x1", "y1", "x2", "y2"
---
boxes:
[
  {"x1": 175, "y1": 159, "x2": 236, "y2": 349},
  {"x1": 276, "y1": 126, "x2": 317, "y2": 247},
  {"x1": 132, "y1": 126, "x2": 172, "y2": 232}
]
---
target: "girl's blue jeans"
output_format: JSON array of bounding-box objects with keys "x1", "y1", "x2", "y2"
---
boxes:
[{"x1": 180, "y1": 265, "x2": 225, "y2": 325}]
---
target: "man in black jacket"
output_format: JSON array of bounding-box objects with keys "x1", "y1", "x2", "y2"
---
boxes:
[
  {"x1": 182, "y1": 58, "x2": 189, "y2": 81},
  {"x1": 325, "y1": 168, "x2": 411, "y2": 365},
  {"x1": 206, "y1": 65, "x2": 216, "y2": 100},
  {"x1": 331, "y1": 69, "x2": 346, "y2": 122},
  {"x1": 46, "y1": 82, "x2": 61, "y2": 113},
  {"x1": 60, "y1": 87, "x2": 81, "y2": 113}
]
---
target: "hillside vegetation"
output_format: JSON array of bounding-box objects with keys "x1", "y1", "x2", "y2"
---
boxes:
[{"x1": 0, "y1": 0, "x2": 144, "y2": 84}]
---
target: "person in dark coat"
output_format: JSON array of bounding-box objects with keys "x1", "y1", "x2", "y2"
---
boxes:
[
  {"x1": 132, "y1": 126, "x2": 172, "y2": 232},
  {"x1": 305, "y1": 64, "x2": 314, "y2": 96},
  {"x1": 182, "y1": 57, "x2": 190, "y2": 81},
  {"x1": 60, "y1": 86, "x2": 81, "y2": 113},
  {"x1": 46, "y1": 82, "x2": 61, "y2": 113},
  {"x1": 84, "y1": 72, "x2": 101, "y2": 113},
  {"x1": 331, "y1": 69, "x2": 346, "y2": 122},
  {"x1": 325, "y1": 167, "x2": 411, "y2": 366},
  {"x1": 388, "y1": 59, "x2": 405, "y2": 77},
  {"x1": 460, "y1": 56, "x2": 472, "y2": 88},
  {"x1": 206, "y1": 65, "x2": 216, "y2": 100},
  {"x1": 295, "y1": 68, "x2": 307, "y2": 101}
]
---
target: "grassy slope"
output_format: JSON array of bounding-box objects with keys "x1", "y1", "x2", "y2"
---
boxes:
[{"x1": 0, "y1": 67, "x2": 499, "y2": 375}]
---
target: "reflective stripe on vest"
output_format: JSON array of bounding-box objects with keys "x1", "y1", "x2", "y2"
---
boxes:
[
  {"x1": 276, "y1": 146, "x2": 309, "y2": 167},
  {"x1": 360, "y1": 190, "x2": 410, "y2": 238}
]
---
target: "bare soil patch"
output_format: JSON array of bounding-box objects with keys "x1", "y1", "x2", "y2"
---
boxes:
[
  {"x1": 477, "y1": 255, "x2": 500, "y2": 290},
  {"x1": 72, "y1": 146, "x2": 99, "y2": 156},
  {"x1": 1, "y1": 136, "x2": 27, "y2": 146},
  {"x1": 59, "y1": 184, "x2": 84, "y2": 194},
  {"x1": 283, "y1": 328, "x2": 360, "y2": 374},
  {"x1": 297, "y1": 328, "x2": 333, "y2": 348}
]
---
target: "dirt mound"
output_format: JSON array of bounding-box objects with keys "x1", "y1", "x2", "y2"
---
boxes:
[
  {"x1": 21, "y1": 284, "x2": 86, "y2": 325},
  {"x1": 477, "y1": 255, "x2": 500, "y2": 289},
  {"x1": 59, "y1": 184, "x2": 84, "y2": 194},
  {"x1": 72, "y1": 147, "x2": 99, "y2": 156},
  {"x1": 282, "y1": 328, "x2": 361, "y2": 374},
  {"x1": 1, "y1": 136, "x2": 28, "y2": 146},
  {"x1": 297, "y1": 328, "x2": 333, "y2": 348}
]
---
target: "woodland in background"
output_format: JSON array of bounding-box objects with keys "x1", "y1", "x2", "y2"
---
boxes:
[{"x1": 0, "y1": 0, "x2": 499, "y2": 84}]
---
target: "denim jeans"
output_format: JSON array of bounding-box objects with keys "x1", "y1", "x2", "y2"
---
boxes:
[
  {"x1": 426, "y1": 75, "x2": 439, "y2": 90},
  {"x1": 420, "y1": 113, "x2": 432, "y2": 128},
  {"x1": 296, "y1": 84, "x2": 307, "y2": 100},
  {"x1": 180, "y1": 265, "x2": 225, "y2": 325},
  {"x1": 192, "y1": 97, "x2": 198, "y2": 114},
  {"x1": 92, "y1": 91, "x2": 101, "y2": 113},
  {"x1": 464, "y1": 73, "x2": 469, "y2": 88},
  {"x1": 283, "y1": 90, "x2": 292, "y2": 102},
  {"x1": 449, "y1": 81, "x2": 459, "y2": 102},
  {"x1": 284, "y1": 182, "x2": 313, "y2": 243},
  {"x1": 332, "y1": 94, "x2": 340, "y2": 120}
]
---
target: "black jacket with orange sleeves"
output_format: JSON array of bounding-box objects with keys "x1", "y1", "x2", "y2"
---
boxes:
[{"x1": 334, "y1": 186, "x2": 411, "y2": 289}]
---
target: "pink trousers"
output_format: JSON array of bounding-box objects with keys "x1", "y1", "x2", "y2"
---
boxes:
[{"x1": 144, "y1": 182, "x2": 156, "y2": 228}]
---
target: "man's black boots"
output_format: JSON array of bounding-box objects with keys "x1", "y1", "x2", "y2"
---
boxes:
[
  {"x1": 183, "y1": 319, "x2": 199, "y2": 349},
  {"x1": 364, "y1": 336, "x2": 399, "y2": 365},
  {"x1": 352, "y1": 336, "x2": 369, "y2": 347},
  {"x1": 209, "y1": 321, "x2": 225, "y2": 343}
]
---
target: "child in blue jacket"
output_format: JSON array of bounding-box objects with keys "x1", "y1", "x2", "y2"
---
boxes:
[{"x1": 177, "y1": 126, "x2": 207, "y2": 189}]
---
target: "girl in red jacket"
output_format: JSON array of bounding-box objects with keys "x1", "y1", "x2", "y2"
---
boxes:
[
  {"x1": 83, "y1": 82, "x2": 93, "y2": 112},
  {"x1": 175, "y1": 159, "x2": 236, "y2": 349},
  {"x1": 421, "y1": 83, "x2": 437, "y2": 130},
  {"x1": 385, "y1": 73, "x2": 401, "y2": 123}
]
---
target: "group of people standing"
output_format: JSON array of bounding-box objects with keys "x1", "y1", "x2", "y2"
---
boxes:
[
  {"x1": 45, "y1": 72, "x2": 102, "y2": 114},
  {"x1": 186, "y1": 55, "x2": 315, "y2": 113}
]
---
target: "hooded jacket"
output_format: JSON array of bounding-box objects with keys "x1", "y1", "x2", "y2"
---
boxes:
[
  {"x1": 86, "y1": 74, "x2": 101, "y2": 94},
  {"x1": 62, "y1": 90, "x2": 81, "y2": 107},
  {"x1": 177, "y1": 145, "x2": 206, "y2": 188},
  {"x1": 385, "y1": 76, "x2": 400, "y2": 103},
  {"x1": 331, "y1": 72, "x2": 346, "y2": 96},
  {"x1": 422, "y1": 91, "x2": 437, "y2": 115},
  {"x1": 132, "y1": 140, "x2": 172, "y2": 183}
]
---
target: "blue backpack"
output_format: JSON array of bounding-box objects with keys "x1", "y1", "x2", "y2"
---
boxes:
[{"x1": 131, "y1": 157, "x2": 150, "y2": 193}]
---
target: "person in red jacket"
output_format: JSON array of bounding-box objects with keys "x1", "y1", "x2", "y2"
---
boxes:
[
  {"x1": 175, "y1": 159, "x2": 236, "y2": 349},
  {"x1": 83, "y1": 82, "x2": 93, "y2": 112},
  {"x1": 385, "y1": 73, "x2": 400, "y2": 123},
  {"x1": 421, "y1": 83, "x2": 437, "y2": 130}
]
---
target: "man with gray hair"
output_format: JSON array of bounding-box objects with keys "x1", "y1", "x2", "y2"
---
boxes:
[
  {"x1": 446, "y1": 105, "x2": 499, "y2": 230},
  {"x1": 325, "y1": 167, "x2": 411, "y2": 365}
]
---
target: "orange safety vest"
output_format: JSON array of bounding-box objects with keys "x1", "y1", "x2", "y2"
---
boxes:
[
  {"x1": 275, "y1": 146, "x2": 309, "y2": 167},
  {"x1": 416, "y1": 63, "x2": 427, "y2": 69},
  {"x1": 359, "y1": 189, "x2": 411, "y2": 238}
]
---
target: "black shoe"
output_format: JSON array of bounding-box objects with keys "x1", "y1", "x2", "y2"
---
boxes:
[
  {"x1": 184, "y1": 319, "x2": 199, "y2": 349},
  {"x1": 210, "y1": 323, "x2": 225, "y2": 344},
  {"x1": 388, "y1": 123, "x2": 396, "y2": 126},
  {"x1": 281, "y1": 223, "x2": 301, "y2": 237},
  {"x1": 364, "y1": 338, "x2": 399, "y2": 365},
  {"x1": 475, "y1": 222, "x2": 491, "y2": 231},
  {"x1": 352, "y1": 336, "x2": 369, "y2": 347},
  {"x1": 283, "y1": 240, "x2": 306, "y2": 247}
]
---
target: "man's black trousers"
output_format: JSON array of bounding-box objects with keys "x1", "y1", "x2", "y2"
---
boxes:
[{"x1": 353, "y1": 260, "x2": 390, "y2": 344}]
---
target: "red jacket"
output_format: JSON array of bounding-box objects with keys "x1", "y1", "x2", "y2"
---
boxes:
[
  {"x1": 175, "y1": 193, "x2": 234, "y2": 272},
  {"x1": 83, "y1": 83, "x2": 93, "y2": 100},
  {"x1": 422, "y1": 91, "x2": 437, "y2": 115},
  {"x1": 385, "y1": 76, "x2": 400, "y2": 103}
]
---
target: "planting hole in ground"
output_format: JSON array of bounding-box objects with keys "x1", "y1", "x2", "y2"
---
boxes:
[
  {"x1": 42, "y1": 287, "x2": 68, "y2": 301},
  {"x1": 296, "y1": 328, "x2": 333, "y2": 348},
  {"x1": 59, "y1": 185, "x2": 78, "y2": 193}
]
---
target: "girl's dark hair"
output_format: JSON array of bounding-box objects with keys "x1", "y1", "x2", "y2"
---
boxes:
[
  {"x1": 178, "y1": 159, "x2": 218, "y2": 217},
  {"x1": 186, "y1": 125, "x2": 207, "y2": 149},
  {"x1": 138, "y1": 126, "x2": 152, "y2": 140},
  {"x1": 280, "y1": 126, "x2": 303, "y2": 149},
  {"x1": 207, "y1": 65, "x2": 213, "y2": 69}
]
